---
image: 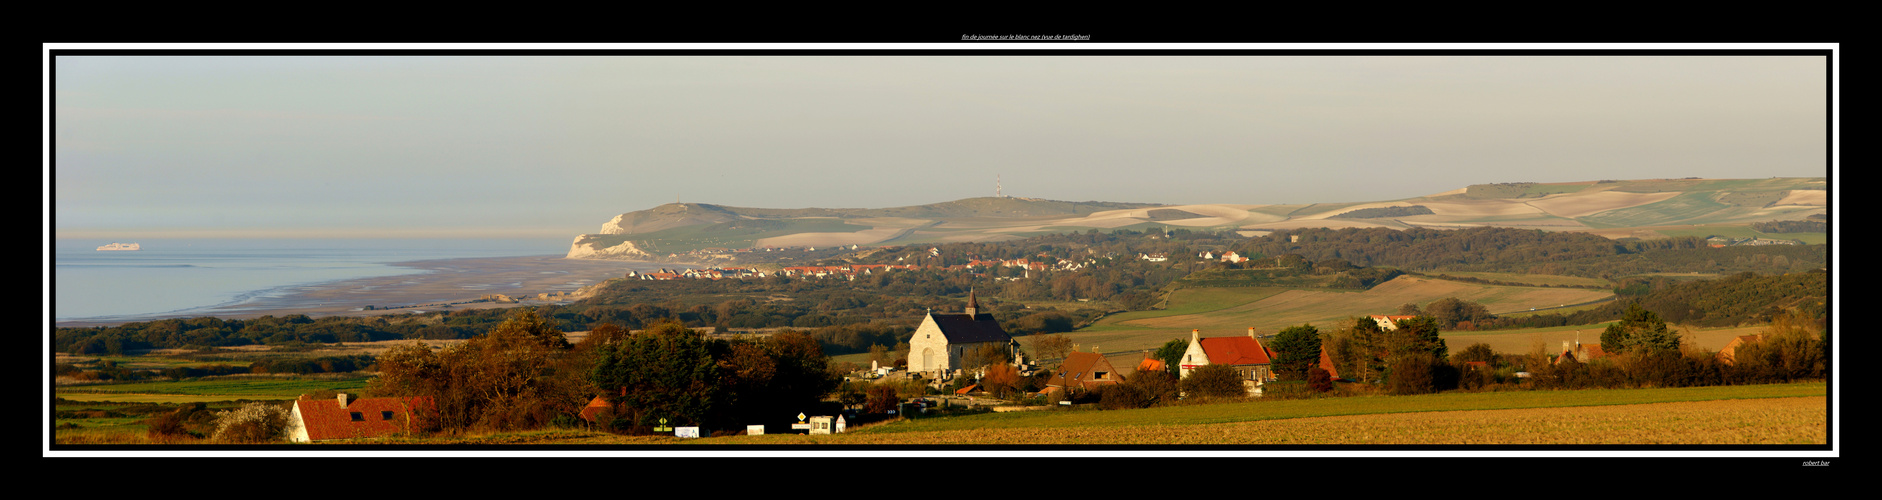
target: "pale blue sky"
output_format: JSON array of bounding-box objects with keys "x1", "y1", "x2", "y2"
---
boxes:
[{"x1": 49, "y1": 52, "x2": 1832, "y2": 239}]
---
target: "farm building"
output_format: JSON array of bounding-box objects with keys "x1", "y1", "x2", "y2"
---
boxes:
[
  {"x1": 1717, "y1": 334, "x2": 1766, "y2": 365},
  {"x1": 1046, "y1": 351, "x2": 1123, "y2": 393},
  {"x1": 1370, "y1": 315, "x2": 1417, "y2": 331},
  {"x1": 1179, "y1": 328, "x2": 1277, "y2": 394},
  {"x1": 285, "y1": 393, "x2": 432, "y2": 443},
  {"x1": 906, "y1": 290, "x2": 1017, "y2": 380},
  {"x1": 1556, "y1": 340, "x2": 1607, "y2": 364}
]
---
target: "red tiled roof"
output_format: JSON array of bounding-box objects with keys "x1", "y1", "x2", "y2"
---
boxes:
[
  {"x1": 580, "y1": 396, "x2": 613, "y2": 423},
  {"x1": 293, "y1": 395, "x2": 433, "y2": 441},
  {"x1": 1317, "y1": 345, "x2": 1341, "y2": 380},
  {"x1": 1049, "y1": 351, "x2": 1121, "y2": 391},
  {"x1": 1198, "y1": 336, "x2": 1272, "y2": 366}
]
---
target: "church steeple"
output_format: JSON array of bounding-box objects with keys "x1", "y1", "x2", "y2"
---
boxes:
[{"x1": 965, "y1": 288, "x2": 979, "y2": 317}]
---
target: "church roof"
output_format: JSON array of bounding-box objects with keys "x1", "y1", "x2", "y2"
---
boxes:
[{"x1": 927, "y1": 312, "x2": 1012, "y2": 344}]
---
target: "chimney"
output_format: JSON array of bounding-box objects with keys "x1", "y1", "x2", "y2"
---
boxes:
[
  {"x1": 1248, "y1": 327, "x2": 1257, "y2": 339},
  {"x1": 337, "y1": 393, "x2": 350, "y2": 409},
  {"x1": 1192, "y1": 329, "x2": 1200, "y2": 344}
]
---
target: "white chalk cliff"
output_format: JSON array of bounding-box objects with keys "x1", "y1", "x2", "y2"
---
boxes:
[{"x1": 566, "y1": 234, "x2": 653, "y2": 260}]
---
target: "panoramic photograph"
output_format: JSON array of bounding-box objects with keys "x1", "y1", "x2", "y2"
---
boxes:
[{"x1": 46, "y1": 47, "x2": 1835, "y2": 458}]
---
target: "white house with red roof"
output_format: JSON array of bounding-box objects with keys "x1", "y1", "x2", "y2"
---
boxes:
[
  {"x1": 1178, "y1": 328, "x2": 1277, "y2": 394},
  {"x1": 285, "y1": 393, "x2": 432, "y2": 442},
  {"x1": 1370, "y1": 315, "x2": 1418, "y2": 331}
]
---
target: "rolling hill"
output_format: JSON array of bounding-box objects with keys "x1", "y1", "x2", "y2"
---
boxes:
[{"x1": 566, "y1": 177, "x2": 1828, "y2": 259}]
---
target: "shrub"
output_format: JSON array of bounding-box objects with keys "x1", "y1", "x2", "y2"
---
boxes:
[
  {"x1": 1096, "y1": 383, "x2": 1151, "y2": 410},
  {"x1": 211, "y1": 402, "x2": 290, "y2": 443},
  {"x1": 864, "y1": 385, "x2": 900, "y2": 414},
  {"x1": 1179, "y1": 364, "x2": 1248, "y2": 399},
  {"x1": 1386, "y1": 354, "x2": 1437, "y2": 395},
  {"x1": 1307, "y1": 367, "x2": 1333, "y2": 393}
]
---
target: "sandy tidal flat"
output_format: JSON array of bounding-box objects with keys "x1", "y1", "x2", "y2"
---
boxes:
[{"x1": 57, "y1": 256, "x2": 667, "y2": 326}]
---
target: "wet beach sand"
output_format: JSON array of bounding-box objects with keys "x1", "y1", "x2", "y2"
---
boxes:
[{"x1": 54, "y1": 256, "x2": 684, "y2": 327}]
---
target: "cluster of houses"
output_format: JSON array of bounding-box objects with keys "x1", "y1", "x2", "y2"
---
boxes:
[
  {"x1": 1140, "y1": 250, "x2": 1252, "y2": 264},
  {"x1": 624, "y1": 251, "x2": 1102, "y2": 283},
  {"x1": 903, "y1": 291, "x2": 1312, "y2": 398},
  {"x1": 628, "y1": 267, "x2": 766, "y2": 281},
  {"x1": 1706, "y1": 236, "x2": 1803, "y2": 247},
  {"x1": 1197, "y1": 251, "x2": 1250, "y2": 264}
]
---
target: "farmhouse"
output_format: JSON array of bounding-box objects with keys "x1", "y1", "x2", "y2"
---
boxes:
[
  {"x1": 1046, "y1": 351, "x2": 1122, "y2": 393},
  {"x1": 1556, "y1": 340, "x2": 1607, "y2": 364},
  {"x1": 285, "y1": 393, "x2": 432, "y2": 443},
  {"x1": 1179, "y1": 328, "x2": 1276, "y2": 394},
  {"x1": 1370, "y1": 315, "x2": 1417, "y2": 331},
  {"x1": 906, "y1": 290, "x2": 1016, "y2": 380},
  {"x1": 1717, "y1": 334, "x2": 1765, "y2": 365}
]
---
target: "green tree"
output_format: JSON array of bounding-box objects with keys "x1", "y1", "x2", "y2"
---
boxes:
[
  {"x1": 1452, "y1": 342, "x2": 1498, "y2": 365},
  {"x1": 1601, "y1": 303, "x2": 1680, "y2": 354},
  {"x1": 1271, "y1": 324, "x2": 1322, "y2": 381},
  {"x1": 590, "y1": 321, "x2": 727, "y2": 429},
  {"x1": 1391, "y1": 316, "x2": 1448, "y2": 360},
  {"x1": 366, "y1": 308, "x2": 586, "y2": 432},
  {"x1": 1152, "y1": 338, "x2": 1188, "y2": 375}
]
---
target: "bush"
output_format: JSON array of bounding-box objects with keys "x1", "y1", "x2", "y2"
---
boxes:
[
  {"x1": 211, "y1": 402, "x2": 290, "y2": 443},
  {"x1": 1180, "y1": 364, "x2": 1248, "y2": 399},
  {"x1": 1386, "y1": 354, "x2": 1458, "y2": 395},
  {"x1": 1096, "y1": 383, "x2": 1151, "y2": 410},
  {"x1": 864, "y1": 385, "x2": 900, "y2": 414},
  {"x1": 1307, "y1": 367, "x2": 1333, "y2": 393}
]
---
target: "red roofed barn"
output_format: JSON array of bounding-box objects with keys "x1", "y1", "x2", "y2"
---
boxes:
[{"x1": 285, "y1": 393, "x2": 433, "y2": 443}]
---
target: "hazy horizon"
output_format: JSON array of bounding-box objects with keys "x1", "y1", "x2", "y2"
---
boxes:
[{"x1": 50, "y1": 50, "x2": 1833, "y2": 240}]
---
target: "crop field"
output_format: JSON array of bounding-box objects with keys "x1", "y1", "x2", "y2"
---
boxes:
[
  {"x1": 1096, "y1": 276, "x2": 1612, "y2": 343},
  {"x1": 1083, "y1": 287, "x2": 1288, "y2": 330},
  {"x1": 1651, "y1": 225, "x2": 1827, "y2": 245},
  {"x1": 55, "y1": 375, "x2": 371, "y2": 403},
  {"x1": 1426, "y1": 271, "x2": 1612, "y2": 288},
  {"x1": 685, "y1": 382, "x2": 1826, "y2": 445},
  {"x1": 1434, "y1": 323, "x2": 1769, "y2": 356},
  {"x1": 1579, "y1": 192, "x2": 1732, "y2": 228}
]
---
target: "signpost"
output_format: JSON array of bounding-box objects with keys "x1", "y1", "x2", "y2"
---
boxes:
[
  {"x1": 654, "y1": 417, "x2": 672, "y2": 433},
  {"x1": 747, "y1": 425, "x2": 765, "y2": 435}
]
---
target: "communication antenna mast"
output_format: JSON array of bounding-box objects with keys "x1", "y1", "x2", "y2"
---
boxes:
[{"x1": 997, "y1": 175, "x2": 1004, "y2": 198}]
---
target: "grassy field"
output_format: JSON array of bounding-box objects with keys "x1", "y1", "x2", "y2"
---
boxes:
[
  {"x1": 1423, "y1": 271, "x2": 1612, "y2": 288},
  {"x1": 1071, "y1": 276, "x2": 1613, "y2": 353},
  {"x1": 55, "y1": 375, "x2": 371, "y2": 403},
  {"x1": 1651, "y1": 224, "x2": 1827, "y2": 245}
]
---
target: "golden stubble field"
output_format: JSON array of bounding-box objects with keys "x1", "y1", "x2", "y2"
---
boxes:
[{"x1": 701, "y1": 397, "x2": 1826, "y2": 446}]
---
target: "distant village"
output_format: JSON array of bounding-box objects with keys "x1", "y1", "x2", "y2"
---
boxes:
[{"x1": 628, "y1": 245, "x2": 1268, "y2": 283}]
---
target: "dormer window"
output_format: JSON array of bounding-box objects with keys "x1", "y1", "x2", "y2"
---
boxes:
[
  {"x1": 350, "y1": 412, "x2": 364, "y2": 421},
  {"x1": 382, "y1": 411, "x2": 395, "y2": 420}
]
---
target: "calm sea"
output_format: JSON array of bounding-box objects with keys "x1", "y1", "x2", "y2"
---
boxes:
[{"x1": 50, "y1": 238, "x2": 569, "y2": 321}]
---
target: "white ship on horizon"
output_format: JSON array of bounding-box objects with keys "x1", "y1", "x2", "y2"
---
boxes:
[{"x1": 96, "y1": 242, "x2": 141, "y2": 251}]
